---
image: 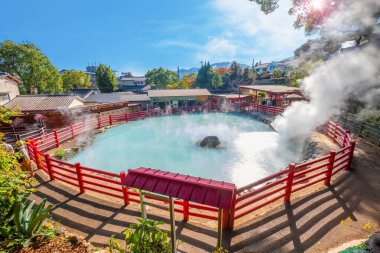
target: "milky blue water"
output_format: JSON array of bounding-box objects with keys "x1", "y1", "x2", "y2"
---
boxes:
[{"x1": 69, "y1": 113, "x2": 299, "y2": 187}]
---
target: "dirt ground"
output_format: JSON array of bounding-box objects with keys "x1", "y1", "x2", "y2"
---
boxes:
[{"x1": 29, "y1": 128, "x2": 380, "y2": 252}]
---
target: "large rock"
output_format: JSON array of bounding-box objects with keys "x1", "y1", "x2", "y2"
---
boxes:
[{"x1": 197, "y1": 136, "x2": 221, "y2": 148}]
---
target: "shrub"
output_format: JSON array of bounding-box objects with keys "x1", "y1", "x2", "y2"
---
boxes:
[
  {"x1": 54, "y1": 149, "x2": 66, "y2": 160},
  {"x1": 109, "y1": 218, "x2": 170, "y2": 253}
]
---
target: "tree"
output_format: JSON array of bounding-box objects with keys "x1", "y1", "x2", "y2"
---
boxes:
[
  {"x1": 182, "y1": 73, "x2": 196, "y2": 89},
  {"x1": 229, "y1": 61, "x2": 243, "y2": 81},
  {"x1": 195, "y1": 62, "x2": 214, "y2": 88},
  {"x1": 211, "y1": 73, "x2": 223, "y2": 89},
  {"x1": 61, "y1": 70, "x2": 91, "y2": 91},
  {"x1": 145, "y1": 68, "x2": 178, "y2": 89},
  {"x1": 272, "y1": 68, "x2": 284, "y2": 79},
  {"x1": 0, "y1": 40, "x2": 62, "y2": 94},
  {"x1": 95, "y1": 64, "x2": 117, "y2": 93},
  {"x1": 248, "y1": 0, "x2": 279, "y2": 14},
  {"x1": 214, "y1": 67, "x2": 230, "y2": 76},
  {"x1": 242, "y1": 68, "x2": 256, "y2": 84}
]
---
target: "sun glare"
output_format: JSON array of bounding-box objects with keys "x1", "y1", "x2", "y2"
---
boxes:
[{"x1": 312, "y1": 0, "x2": 324, "y2": 10}]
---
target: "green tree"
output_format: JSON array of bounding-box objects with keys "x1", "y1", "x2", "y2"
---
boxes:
[
  {"x1": 61, "y1": 70, "x2": 91, "y2": 91},
  {"x1": 195, "y1": 62, "x2": 214, "y2": 89},
  {"x1": 145, "y1": 68, "x2": 178, "y2": 89},
  {"x1": 229, "y1": 61, "x2": 243, "y2": 81},
  {"x1": 0, "y1": 41, "x2": 62, "y2": 94},
  {"x1": 95, "y1": 64, "x2": 117, "y2": 93},
  {"x1": 272, "y1": 68, "x2": 284, "y2": 79},
  {"x1": 211, "y1": 73, "x2": 223, "y2": 89},
  {"x1": 242, "y1": 68, "x2": 256, "y2": 84}
]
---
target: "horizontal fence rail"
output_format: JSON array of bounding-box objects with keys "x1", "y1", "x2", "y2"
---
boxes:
[
  {"x1": 25, "y1": 106, "x2": 355, "y2": 230},
  {"x1": 340, "y1": 113, "x2": 380, "y2": 146}
]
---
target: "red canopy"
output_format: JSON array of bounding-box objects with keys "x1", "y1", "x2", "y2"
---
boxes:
[{"x1": 122, "y1": 167, "x2": 236, "y2": 209}]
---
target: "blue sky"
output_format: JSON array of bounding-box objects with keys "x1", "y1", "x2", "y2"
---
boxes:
[{"x1": 1, "y1": 0, "x2": 307, "y2": 75}]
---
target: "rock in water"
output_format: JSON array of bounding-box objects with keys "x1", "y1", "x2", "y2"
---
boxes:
[{"x1": 197, "y1": 136, "x2": 221, "y2": 148}]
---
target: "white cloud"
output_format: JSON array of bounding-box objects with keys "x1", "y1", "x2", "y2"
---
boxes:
[
  {"x1": 197, "y1": 37, "x2": 238, "y2": 62},
  {"x1": 154, "y1": 0, "x2": 307, "y2": 66},
  {"x1": 210, "y1": 0, "x2": 307, "y2": 63}
]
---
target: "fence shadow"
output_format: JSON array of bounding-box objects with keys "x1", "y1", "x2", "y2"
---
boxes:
[
  {"x1": 31, "y1": 171, "x2": 218, "y2": 252},
  {"x1": 228, "y1": 171, "x2": 362, "y2": 252}
]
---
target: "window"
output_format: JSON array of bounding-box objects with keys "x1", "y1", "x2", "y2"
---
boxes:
[{"x1": 0, "y1": 93, "x2": 10, "y2": 101}]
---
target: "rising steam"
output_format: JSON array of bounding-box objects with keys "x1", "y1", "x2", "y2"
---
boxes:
[{"x1": 272, "y1": 0, "x2": 380, "y2": 140}]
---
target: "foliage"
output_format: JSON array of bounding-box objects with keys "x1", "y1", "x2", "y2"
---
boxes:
[
  {"x1": 213, "y1": 67, "x2": 230, "y2": 76},
  {"x1": 54, "y1": 149, "x2": 66, "y2": 160},
  {"x1": 182, "y1": 73, "x2": 196, "y2": 88},
  {"x1": 272, "y1": 68, "x2": 284, "y2": 79},
  {"x1": 165, "y1": 73, "x2": 195, "y2": 89},
  {"x1": 289, "y1": 57, "x2": 323, "y2": 87},
  {"x1": 248, "y1": 0, "x2": 279, "y2": 15},
  {"x1": 61, "y1": 70, "x2": 91, "y2": 91},
  {"x1": 96, "y1": 64, "x2": 117, "y2": 93},
  {"x1": 0, "y1": 40, "x2": 62, "y2": 94},
  {"x1": 1, "y1": 197, "x2": 54, "y2": 251},
  {"x1": 229, "y1": 61, "x2": 243, "y2": 81},
  {"x1": 213, "y1": 247, "x2": 229, "y2": 253},
  {"x1": 242, "y1": 68, "x2": 256, "y2": 84},
  {"x1": 145, "y1": 68, "x2": 178, "y2": 89},
  {"x1": 108, "y1": 218, "x2": 170, "y2": 253},
  {"x1": 258, "y1": 91, "x2": 266, "y2": 98},
  {"x1": 211, "y1": 73, "x2": 223, "y2": 89},
  {"x1": 195, "y1": 62, "x2": 214, "y2": 89},
  {"x1": 0, "y1": 106, "x2": 20, "y2": 124}
]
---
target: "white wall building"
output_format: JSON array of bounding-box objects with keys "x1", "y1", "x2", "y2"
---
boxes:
[{"x1": 0, "y1": 72, "x2": 21, "y2": 105}]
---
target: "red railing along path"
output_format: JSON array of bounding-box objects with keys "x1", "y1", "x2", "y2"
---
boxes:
[{"x1": 26, "y1": 107, "x2": 355, "y2": 230}]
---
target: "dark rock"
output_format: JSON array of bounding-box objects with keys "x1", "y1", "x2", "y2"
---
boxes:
[{"x1": 197, "y1": 136, "x2": 221, "y2": 148}]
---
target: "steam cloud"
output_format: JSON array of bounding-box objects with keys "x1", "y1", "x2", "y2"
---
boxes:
[{"x1": 272, "y1": 0, "x2": 380, "y2": 140}]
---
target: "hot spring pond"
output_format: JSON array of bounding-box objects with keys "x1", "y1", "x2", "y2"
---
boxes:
[{"x1": 69, "y1": 113, "x2": 300, "y2": 187}]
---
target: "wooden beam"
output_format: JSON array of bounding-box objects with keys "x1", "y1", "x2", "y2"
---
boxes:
[
  {"x1": 139, "y1": 190, "x2": 147, "y2": 219},
  {"x1": 169, "y1": 197, "x2": 177, "y2": 253},
  {"x1": 217, "y1": 208, "x2": 223, "y2": 249}
]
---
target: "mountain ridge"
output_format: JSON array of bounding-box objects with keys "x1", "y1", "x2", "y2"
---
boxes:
[{"x1": 178, "y1": 62, "x2": 251, "y2": 77}]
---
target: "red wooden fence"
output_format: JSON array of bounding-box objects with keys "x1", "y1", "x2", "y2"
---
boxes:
[{"x1": 26, "y1": 108, "x2": 355, "y2": 230}]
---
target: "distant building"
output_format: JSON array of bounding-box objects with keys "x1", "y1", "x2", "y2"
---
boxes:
[
  {"x1": 4, "y1": 94, "x2": 139, "y2": 128},
  {"x1": 148, "y1": 89, "x2": 211, "y2": 108},
  {"x1": 85, "y1": 92, "x2": 151, "y2": 110},
  {"x1": 0, "y1": 72, "x2": 21, "y2": 105},
  {"x1": 254, "y1": 61, "x2": 290, "y2": 75},
  {"x1": 118, "y1": 72, "x2": 150, "y2": 92},
  {"x1": 68, "y1": 88, "x2": 100, "y2": 99}
]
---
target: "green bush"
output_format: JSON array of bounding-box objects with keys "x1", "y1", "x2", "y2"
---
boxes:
[
  {"x1": 109, "y1": 218, "x2": 170, "y2": 253},
  {"x1": 54, "y1": 149, "x2": 66, "y2": 160}
]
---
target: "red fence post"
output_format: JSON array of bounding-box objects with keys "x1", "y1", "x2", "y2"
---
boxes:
[
  {"x1": 32, "y1": 140, "x2": 41, "y2": 170},
  {"x1": 347, "y1": 141, "x2": 356, "y2": 171},
  {"x1": 182, "y1": 200, "x2": 189, "y2": 221},
  {"x1": 75, "y1": 162, "x2": 85, "y2": 193},
  {"x1": 125, "y1": 113, "x2": 128, "y2": 123},
  {"x1": 228, "y1": 190, "x2": 237, "y2": 229},
  {"x1": 324, "y1": 151, "x2": 336, "y2": 186},
  {"x1": 44, "y1": 153, "x2": 55, "y2": 180},
  {"x1": 70, "y1": 124, "x2": 75, "y2": 138},
  {"x1": 109, "y1": 115, "x2": 113, "y2": 125},
  {"x1": 222, "y1": 209, "x2": 229, "y2": 229},
  {"x1": 53, "y1": 130, "x2": 60, "y2": 147},
  {"x1": 120, "y1": 171, "x2": 130, "y2": 205},
  {"x1": 284, "y1": 164, "x2": 296, "y2": 202}
]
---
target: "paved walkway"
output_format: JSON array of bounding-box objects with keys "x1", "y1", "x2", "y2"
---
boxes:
[{"x1": 30, "y1": 137, "x2": 380, "y2": 253}]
